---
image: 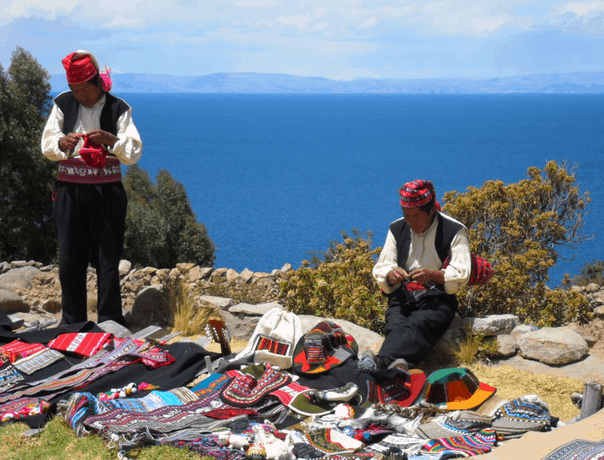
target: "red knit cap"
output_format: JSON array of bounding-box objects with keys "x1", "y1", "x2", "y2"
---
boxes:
[
  {"x1": 399, "y1": 180, "x2": 435, "y2": 208},
  {"x1": 62, "y1": 52, "x2": 98, "y2": 85}
]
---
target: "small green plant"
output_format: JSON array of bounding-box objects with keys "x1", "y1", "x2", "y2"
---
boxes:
[{"x1": 453, "y1": 330, "x2": 499, "y2": 365}]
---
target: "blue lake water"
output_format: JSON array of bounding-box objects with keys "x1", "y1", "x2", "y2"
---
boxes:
[{"x1": 120, "y1": 93, "x2": 604, "y2": 285}]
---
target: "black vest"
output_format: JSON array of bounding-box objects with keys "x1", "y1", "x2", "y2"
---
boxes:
[
  {"x1": 389, "y1": 212, "x2": 463, "y2": 268},
  {"x1": 54, "y1": 91, "x2": 130, "y2": 135}
]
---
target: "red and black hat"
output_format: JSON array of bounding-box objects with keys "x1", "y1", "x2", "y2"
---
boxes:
[
  {"x1": 292, "y1": 321, "x2": 358, "y2": 374},
  {"x1": 62, "y1": 52, "x2": 99, "y2": 85},
  {"x1": 399, "y1": 180, "x2": 435, "y2": 208}
]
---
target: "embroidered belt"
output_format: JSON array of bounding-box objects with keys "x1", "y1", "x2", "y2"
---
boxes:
[{"x1": 58, "y1": 157, "x2": 121, "y2": 184}]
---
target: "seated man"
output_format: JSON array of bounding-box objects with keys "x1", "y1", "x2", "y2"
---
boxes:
[{"x1": 361, "y1": 180, "x2": 472, "y2": 371}]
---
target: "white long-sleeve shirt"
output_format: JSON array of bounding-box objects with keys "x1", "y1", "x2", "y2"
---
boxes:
[
  {"x1": 41, "y1": 93, "x2": 142, "y2": 165},
  {"x1": 373, "y1": 213, "x2": 472, "y2": 295}
]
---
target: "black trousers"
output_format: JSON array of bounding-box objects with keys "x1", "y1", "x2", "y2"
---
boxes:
[
  {"x1": 53, "y1": 181, "x2": 127, "y2": 326},
  {"x1": 377, "y1": 288, "x2": 457, "y2": 367}
]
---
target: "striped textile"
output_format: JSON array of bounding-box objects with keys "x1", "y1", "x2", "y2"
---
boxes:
[
  {"x1": 58, "y1": 158, "x2": 121, "y2": 184},
  {"x1": 13, "y1": 348, "x2": 65, "y2": 375},
  {"x1": 423, "y1": 428, "x2": 501, "y2": 457},
  {"x1": 0, "y1": 341, "x2": 46, "y2": 363},
  {"x1": 48, "y1": 332, "x2": 113, "y2": 358}
]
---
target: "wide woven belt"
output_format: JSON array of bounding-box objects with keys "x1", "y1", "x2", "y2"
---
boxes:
[{"x1": 58, "y1": 157, "x2": 121, "y2": 184}]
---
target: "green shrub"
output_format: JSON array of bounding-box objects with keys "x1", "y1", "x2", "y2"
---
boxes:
[
  {"x1": 123, "y1": 165, "x2": 215, "y2": 269},
  {"x1": 443, "y1": 160, "x2": 591, "y2": 326},
  {"x1": 279, "y1": 230, "x2": 388, "y2": 333}
]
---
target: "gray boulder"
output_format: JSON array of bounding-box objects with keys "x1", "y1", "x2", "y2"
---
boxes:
[
  {"x1": 517, "y1": 327, "x2": 589, "y2": 365},
  {"x1": 0, "y1": 266, "x2": 41, "y2": 290},
  {"x1": 130, "y1": 286, "x2": 170, "y2": 329},
  {"x1": 470, "y1": 314, "x2": 520, "y2": 337},
  {"x1": 0, "y1": 288, "x2": 30, "y2": 314}
]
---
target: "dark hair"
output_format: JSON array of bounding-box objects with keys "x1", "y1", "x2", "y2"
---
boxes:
[
  {"x1": 89, "y1": 74, "x2": 102, "y2": 89},
  {"x1": 418, "y1": 195, "x2": 436, "y2": 214}
]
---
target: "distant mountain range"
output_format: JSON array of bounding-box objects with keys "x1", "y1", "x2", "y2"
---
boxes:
[{"x1": 50, "y1": 71, "x2": 604, "y2": 94}]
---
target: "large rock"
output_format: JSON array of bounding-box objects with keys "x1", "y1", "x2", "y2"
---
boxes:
[
  {"x1": 199, "y1": 295, "x2": 234, "y2": 310},
  {"x1": 0, "y1": 266, "x2": 41, "y2": 290},
  {"x1": 470, "y1": 314, "x2": 519, "y2": 337},
  {"x1": 130, "y1": 286, "x2": 170, "y2": 329},
  {"x1": 0, "y1": 288, "x2": 30, "y2": 314},
  {"x1": 229, "y1": 302, "x2": 283, "y2": 316},
  {"x1": 221, "y1": 309, "x2": 260, "y2": 341},
  {"x1": 516, "y1": 327, "x2": 589, "y2": 365}
]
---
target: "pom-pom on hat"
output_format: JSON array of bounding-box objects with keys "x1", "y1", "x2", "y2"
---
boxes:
[
  {"x1": 424, "y1": 367, "x2": 496, "y2": 411},
  {"x1": 399, "y1": 180, "x2": 435, "y2": 208},
  {"x1": 292, "y1": 321, "x2": 358, "y2": 374}
]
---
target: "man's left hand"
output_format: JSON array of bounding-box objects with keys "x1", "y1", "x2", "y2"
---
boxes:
[
  {"x1": 410, "y1": 268, "x2": 444, "y2": 285},
  {"x1": 86, "y1": 130, "x2": 118, "y2": 148}
]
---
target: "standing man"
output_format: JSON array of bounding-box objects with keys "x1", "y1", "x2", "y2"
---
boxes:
[
  {"x1": 362, "y1": 180, "x2": 472, "y2": 370},
  {"x1": 41, "y1": 51, "x2": 142, "y2": 326}
]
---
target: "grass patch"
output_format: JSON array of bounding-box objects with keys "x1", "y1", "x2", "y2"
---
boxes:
[
  {"x1": 0, "y1": 417, "x2": 203, "y2": 460},
  {"x1": 166, "y1": 278, "x2": 220, "y2": 336}
]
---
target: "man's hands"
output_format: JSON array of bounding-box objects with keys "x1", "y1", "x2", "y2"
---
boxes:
[
  {"x1": 386, "y1": 267, "x2": 445, "y2": 286},
  {"x1": 85, "y1": 130, "x2": 118, "y2": 148},
  {"x1": 409, "y1": 268, "x2": 445, "y2": 285},
  {"x1": 59, "y1": 130, "x2": 118, "y2": 152},
  {"x1": 386, "y1": 267, "x2": 408, "y2": 286},
  {"x1": 58, "y1": 133, "x2": 82, "y2": 151}
]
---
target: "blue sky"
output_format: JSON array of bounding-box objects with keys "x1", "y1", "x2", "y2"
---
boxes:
[{"x1": 2, "y1": 0, "x2": 604, "y2": 80}]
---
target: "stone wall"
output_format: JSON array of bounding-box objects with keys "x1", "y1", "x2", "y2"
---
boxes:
[{"x1": 2, "y1": 259, "x2": 604, "y2": 369}]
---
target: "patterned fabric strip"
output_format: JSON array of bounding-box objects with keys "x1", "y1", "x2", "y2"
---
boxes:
[
  {"x1": 0, "y1": 341, "x2": 46, "y2": 363},
  {"x1": 540, "y1": 439, "x2": 604, "y2": 460},
  {"x1": 48, "y1": 332, "x2": 113, "y2": 358},
  {"x1": 256, "y1": 336, "x2": 291, "y2": 356},
  {"x1": 14, "y1": 348, "x2": 65, "y2": 375},
  {"x1": 0, "y1": 364, "x2": 25, "y2": 393},
  {"x1": 58, "y1": 158, "x2": 121, "y2": 184}
]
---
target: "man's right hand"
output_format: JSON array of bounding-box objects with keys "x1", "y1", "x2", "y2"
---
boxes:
[
  {"x1": 386, "y1": 267, "x2": 408, "y2": 286},
  {"x1": 59, "y1": 133, "x2": 82, "y2": 152}
]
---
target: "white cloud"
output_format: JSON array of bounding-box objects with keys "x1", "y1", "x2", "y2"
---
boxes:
[
  {"x1": 358, "y1": 17, "x2": 378, "y2": 30},
  {"x1": 560, "y1": 1, "x2": 604, "y2": 16},
  {"x1": 276, "y1": 13, "x2": 313, "y2": 31},
  {"x1": 103, "y1": 16, "x2": 143, "y2": 29},
  {"x1": 235, "y1": 0, "x2": 280, "y2": 7}
]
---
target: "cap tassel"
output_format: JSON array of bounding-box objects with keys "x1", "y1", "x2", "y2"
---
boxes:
[{"x1": 100, "y1": 66, "x2": 112, "y2": 92}]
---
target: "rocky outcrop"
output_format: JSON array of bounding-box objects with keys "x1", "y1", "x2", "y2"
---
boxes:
[{"x1": 1, "y1": 259, "x2": 603, "y2": 369}]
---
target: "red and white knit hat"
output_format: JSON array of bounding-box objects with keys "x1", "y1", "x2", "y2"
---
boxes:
[
  {"x1": 399, "y1": 179, "x2": 435, "y2": 208},
  {"x1": 62, "y1": 51, "x2": 112, "y2": 91}
]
